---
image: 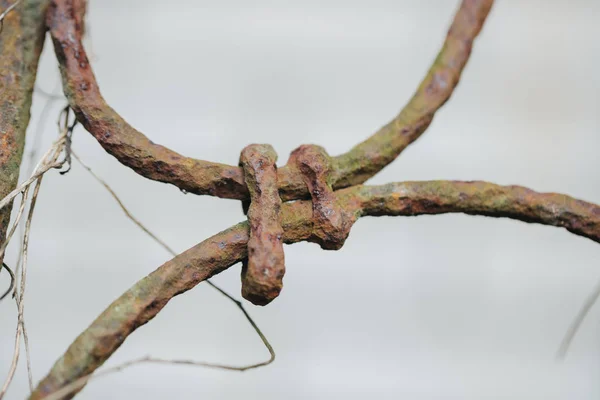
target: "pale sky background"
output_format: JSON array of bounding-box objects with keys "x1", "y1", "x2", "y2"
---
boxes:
[{"x1": 1, "y1": 0, "x2": 600, "y2": 399}]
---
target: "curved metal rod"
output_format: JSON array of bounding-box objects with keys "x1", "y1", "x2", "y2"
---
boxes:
[{"x1": 46, "y1": 0, "x2": 494, "y2": 200}]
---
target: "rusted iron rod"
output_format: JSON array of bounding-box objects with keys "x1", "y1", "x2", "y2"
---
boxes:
[
  {"x1": 47, "y1": 0, "x2": 494, "y2": 201},
  {"x1": 31, "y1": 180, "x2": 600, "y2": 399}
]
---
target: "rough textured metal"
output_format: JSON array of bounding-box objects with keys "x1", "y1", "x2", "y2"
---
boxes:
[
  {"x1": 0, "y1": 0, "x2": 49, "y2": 262},
  {"x1": 354, "y1": 181, "x2": 600, "y2": 243},
  {"x1": 47, "y1": 0, "x2": 494, "y2": 201},
  {"x1": 34, "y1": 1, "x2": 505, "y2": 398},
  {"x1": 30, "y1": 180, "x2": 600, "y2": 400},
  {"x1": 239, "y1": 144, "x2": 285, "y2": 305},
  {"x1": 332, "y1": 0, "x2": 495, "y2": 188},
  {"x1": 289, "y1": 145, "x2": 349, "y2": 250},
  {"x1": 46, "y1": 0, "x2": 248, "y2": 199}
]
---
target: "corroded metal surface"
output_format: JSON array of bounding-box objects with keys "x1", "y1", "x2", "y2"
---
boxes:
[
  {"x1": 0, "y1": 0, "x2": 49, "y2": 260},
  {"x1": 46, "y1": 0, "x2": 494, "y2": 201},
  {"x1": 46, "y1": 0, "x2": 248, "y2": 199},
  {"x1": 333, "y1": 0, "x2": 495, "y2": 188},
  {"x1": 239, "y1": 144, "x2": 285, "y2": 305},
  {"x1": 356, "y1": 181, "x2": 600, "y2": 243},
  {"x1": 30, "y1": 179, "x2": 600, "y2": 399},
  {"x1": 289, "y1": 145, "x2": 349, "y2": 250},
  {"x1": 33, "y1": 0, "x2": 600, "y2": 399}
]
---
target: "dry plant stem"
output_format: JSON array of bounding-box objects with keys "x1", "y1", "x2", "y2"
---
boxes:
[
  {"x1": 239, "y1": 144, "x2": 285, "y2": 305},
  {"x1": 71, "y1": 151, "x2": 178, "y2": 255},
  {"x1": 556, "y1": 279, "x2": 600, "y2": 359},
  {"x1": 23, "y1": 321, "x2": 34, "y2": 392},
  {"x1": 0, "y1": 192, "x2": 26, "y2": 308},
  {"x1": 0, "y1": 107, "x2": 74, "y2": 213},
  {"x1": 0, "y1": 118, "x2": 71, "y2": 398},
  {"x1": 0, "y1": 190, "x2": 29, "y2": 395},
  {"x1": 47, "y1": 0, "x2": 494, "y2": 201},
  {"x1": 15, "y1": 80, "x2": 64, "y2": 292},
  {"x1": 31, "y1": 180, "x2": 600, "y2": 399},
  {"x1": 13, "y1": 88, "x2": 63, "y2": 381},
  {"x1": 2, "y1": 193, "x2": 36, "y2": 393},
  {"x1": 0, "y1": 105, "x2": 73, "y2": 398},
  {"x1": 0, "y1": 178, "x2": 42, "y2": 400},
  {"x1": 0, "y1": 191, "x2": 28, "y2": 280},
  {"x1": 0, "y1": 0, "x2": 49, "y2": 264},
  {"x1": 40, "y1": 353, "x2": 276, "y2": 400}
]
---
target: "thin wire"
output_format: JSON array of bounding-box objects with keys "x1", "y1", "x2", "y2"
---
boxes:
[{"x1": 72, "y1": 151, "x2": 275, "y2": 366}]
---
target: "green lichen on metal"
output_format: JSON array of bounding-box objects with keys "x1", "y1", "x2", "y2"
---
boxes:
[{"x1": 331, "y1": 0, "x2": 493, "y2": 190}]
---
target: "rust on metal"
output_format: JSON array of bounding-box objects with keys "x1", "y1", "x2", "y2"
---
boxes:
[
  {"x1": 33, "y1": 1, "x2": 509, "y2": 397},
  {"x1": 354, "y1": 181, "x2": 600, "y2": 244},
  {"x1": 30, "y1": 179, "x2": 600, "y2": 399},
  {"x1": 0, "y1": 0, "x2": 49, "y2": 261},
  {"x1": 332, "y1": 0, "x2": 495, "y2": 188},
  {"x1": 239, "y1": 144, "x2": 285, "y2": 305},
  {"x1": 46, "y1": 0, "x2": 495, "y2": 202},
  {"x1": 289, "y1": 145, "x2": 349, "y2": 250},
  {"x1": 46, "y1": 0, "x2": 247, "y2": 199}
]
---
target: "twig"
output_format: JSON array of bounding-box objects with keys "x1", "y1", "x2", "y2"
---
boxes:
[
  {"x1": 0, "y1": 108, "x2": 73, "y2": 213},
  {"x1": 16, "y1": 82, "x2": 65, "y2": 279},
  {"x1": 0, "y1": 107, "x2": 74, "y2": 399},
  {"x1": 71, "y1": 152, "x2": 177, "y2": 255},
  {"x1": 13, "y1": 84, "x2": 65, "y2": 393},
  {"x1": 17, "y1": 178, "x2": 44, "y2": 395},
  {"x1": 22, "y1": 321, "x2": 33, "y2": 392},
  {"x1": 0, "y1": 192, "x2": 29, "y2": 279},
  {"x1": 29, "y1": 83, "x2": 65, "y2": 174},
  {"x1": 0, "y1": 179, "x2": 41, "y2": 400},
  {"x1": 40, "y1": 353, "x2": 276, "y2": 400},
  {"x1": 556, "y1": 278, "x2": 600, "y2": 360}
]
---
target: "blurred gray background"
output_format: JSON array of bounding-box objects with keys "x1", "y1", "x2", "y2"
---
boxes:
[{"x1": 1, "y1": 0, "x2": 600, "y2": 398}]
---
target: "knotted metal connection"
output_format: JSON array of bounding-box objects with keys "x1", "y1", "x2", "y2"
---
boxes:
[{"x1": 239, "y1": 144, "x2": 351, "y2": 305}]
